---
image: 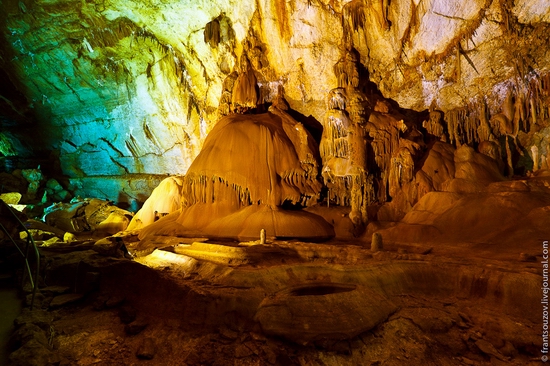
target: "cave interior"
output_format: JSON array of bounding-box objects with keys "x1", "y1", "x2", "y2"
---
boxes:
[{"x1": 0, "y1": 0, "x2": 549, "y2": 365}]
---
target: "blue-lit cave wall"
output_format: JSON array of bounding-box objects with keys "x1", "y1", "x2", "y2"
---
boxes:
[{"x1": 0, "y1": 0, "x2": 218, "y2": 206}]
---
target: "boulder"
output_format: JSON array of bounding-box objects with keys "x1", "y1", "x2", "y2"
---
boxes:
[
  {"x1": 93, "y1": 236, "x2": 123, "y2": 257},
  {"x1": 136, "y1": 337, "x2": 155, "y2": 360},
  {"x1": 0, "y1": 192, "x2": 22, "y2": 204},
  {"x1": 95, "y1": 212, "x2": 130, "y2": 235},
  {"x1": 8, "y1": 339, "x2": 59, "y2": 366},
  {"x1": 49, "y1": 293, "x2": 84, "y2": 309},
  {"x1": 45, "y1": 179, "x2": 63, "y2": 192},
  {"x1": 14, "y1": 309, "x2": 54, "y2": 332},
  {"x1": 44, "y1": 198, "x2": 132, "y2": 233}
]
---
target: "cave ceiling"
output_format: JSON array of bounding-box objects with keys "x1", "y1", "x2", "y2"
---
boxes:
[{"x1": 0, "y1": 0, "x2": 549, "y2": 203}]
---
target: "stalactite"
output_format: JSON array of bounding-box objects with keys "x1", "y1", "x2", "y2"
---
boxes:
[
  {"x1": 125, "y1": 134, "x2": 141, "y2": 157},
  {"x1": 327, "y1": 88, "x2": 347, "y2": 110},
  {"x1": 491, "y1": 113, "x2": 513, "y2": 136},
  {"x1": 143, "y1": 123, "x2": 160, "y2": 148},
  {"x1": 423, "y1": 109, "x2": 446, "y2": 141},
  {"x1": 505, "y1": 136, "x2": 514, "y2": 177},
  {"x1": 458, "y1": 109, "x2": 468, "y2": 144},
  {"x1": 526, "y1": 73, "x2": 550, "y2": 126},
  {"x1": 465, "y1": 105, "x2": 479, "y2": 145},
  {"x1": 389, "y1": 146, "x2": 414, "y2": 198},
  {"x1": 446, "y1": 111, "x2": 457, "y2": 145},
  {"x1": 204, "y1": 18, "x2": 221, "y2": 48},
  {"x1": 515, "y1": 90, "x2": 527, "y2": 131},
  {"x1": 320, "y1": 110, "x2": 352, "y2": 159},
  {"x1": 367, "y1": 119, "x2": 406, "y2": 175},
  {"x1": 341, "y1": 0, "x2": 367, "y2": 48},
  {"x1": 477, "y1": 99, "x2": 496, "y2": 142},
  {"x1": 218, "y1": 91, "x2": 232, "y2": 116},
  {"x1": 502, "y1": 90, "x2": 515, "y2": 122},
  {"x1": 445, "y1": 108, "x2": 477, "y2": 146},
  {"x1": 371, "y1": 0, "x2": 390, "y2": 31},
  {"x1": 168, "y1": 47, "x2": 187, "y2": 85},
  {"x1": 85, "y1": 17, "x2": 124, "y2": 49},
  {"x1": 218, "y1": 72, "x2": 238, "y2": 116},
  {"x1": 334, "y1": 60, "x2": 346, "y2": 84},
  {"x1": 342, "y1": 0, "x2": 366, "y2": 34},
  {"x1": 231, "y1": 56, "x2": 258, "y2": 112},
  {"x1": 181, "y1": 174, "x2": 258, "y2": 209}
]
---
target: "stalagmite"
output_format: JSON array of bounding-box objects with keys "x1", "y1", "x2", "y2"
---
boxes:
[
  {"x1": 260, "y1": 228, "x2": 266, "y2": 244},
  {"x1": 320, "y1": 47, "x2": 376, "y2": 224},
  {"x1": 371, "y1": 232, "x2": 383, "y2": 252},
  {"x1": 531, "y1": 145, "x2": 539, "y2": 172},
  {"x1": 542, "y1": 156, "x2": 549, "y2": 170},
  {"x1": 128, "y1": 177, "x2": 183, "y2": 231}
]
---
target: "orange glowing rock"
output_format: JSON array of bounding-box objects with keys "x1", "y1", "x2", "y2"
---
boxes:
[
  {"x1": 138, "y1": 105, "x2": 334, "y2": 242},
  {"x1": 127, "y1": 177, "x2": 183, "y2": 231},
  {"x1": 181, "y1": 108, "x2": 322, "y2": 209}
]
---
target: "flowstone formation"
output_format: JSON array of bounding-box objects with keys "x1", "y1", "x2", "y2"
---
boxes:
[
  {"x1": 320, "y1": 50, "x2": 372, "y2": 226},
  {"x1": 319, "y1": 44, "x2": 423, "y2": 226},
  {"x1": 132, "y1": 87, "x2": 334, "y2": 242}
]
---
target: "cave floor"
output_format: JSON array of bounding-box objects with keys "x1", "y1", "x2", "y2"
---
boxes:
[{"x1": 10, "y1": 232, "x2": 543, "y2": 366}]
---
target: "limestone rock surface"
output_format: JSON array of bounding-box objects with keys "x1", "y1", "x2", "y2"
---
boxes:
[{"x1": 1, "y1": 0, "x2": 548, "y2": 203}]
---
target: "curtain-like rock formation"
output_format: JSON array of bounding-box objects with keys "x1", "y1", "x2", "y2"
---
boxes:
[{"x1": 132, "y1": 99, "x2": 334, "y2": 242}]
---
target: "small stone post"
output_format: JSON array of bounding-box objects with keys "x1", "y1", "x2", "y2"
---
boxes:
[
  {"x1": 371, "y1": 232, "x2": 383, "y2": 252},
  {"x1": 260, "y1": 229, "x2": 266, "y2": 244}
]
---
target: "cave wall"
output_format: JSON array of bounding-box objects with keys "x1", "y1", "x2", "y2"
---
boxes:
[{"x1": 0, "y1": 0, "x2": 548, "y2": 205}]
